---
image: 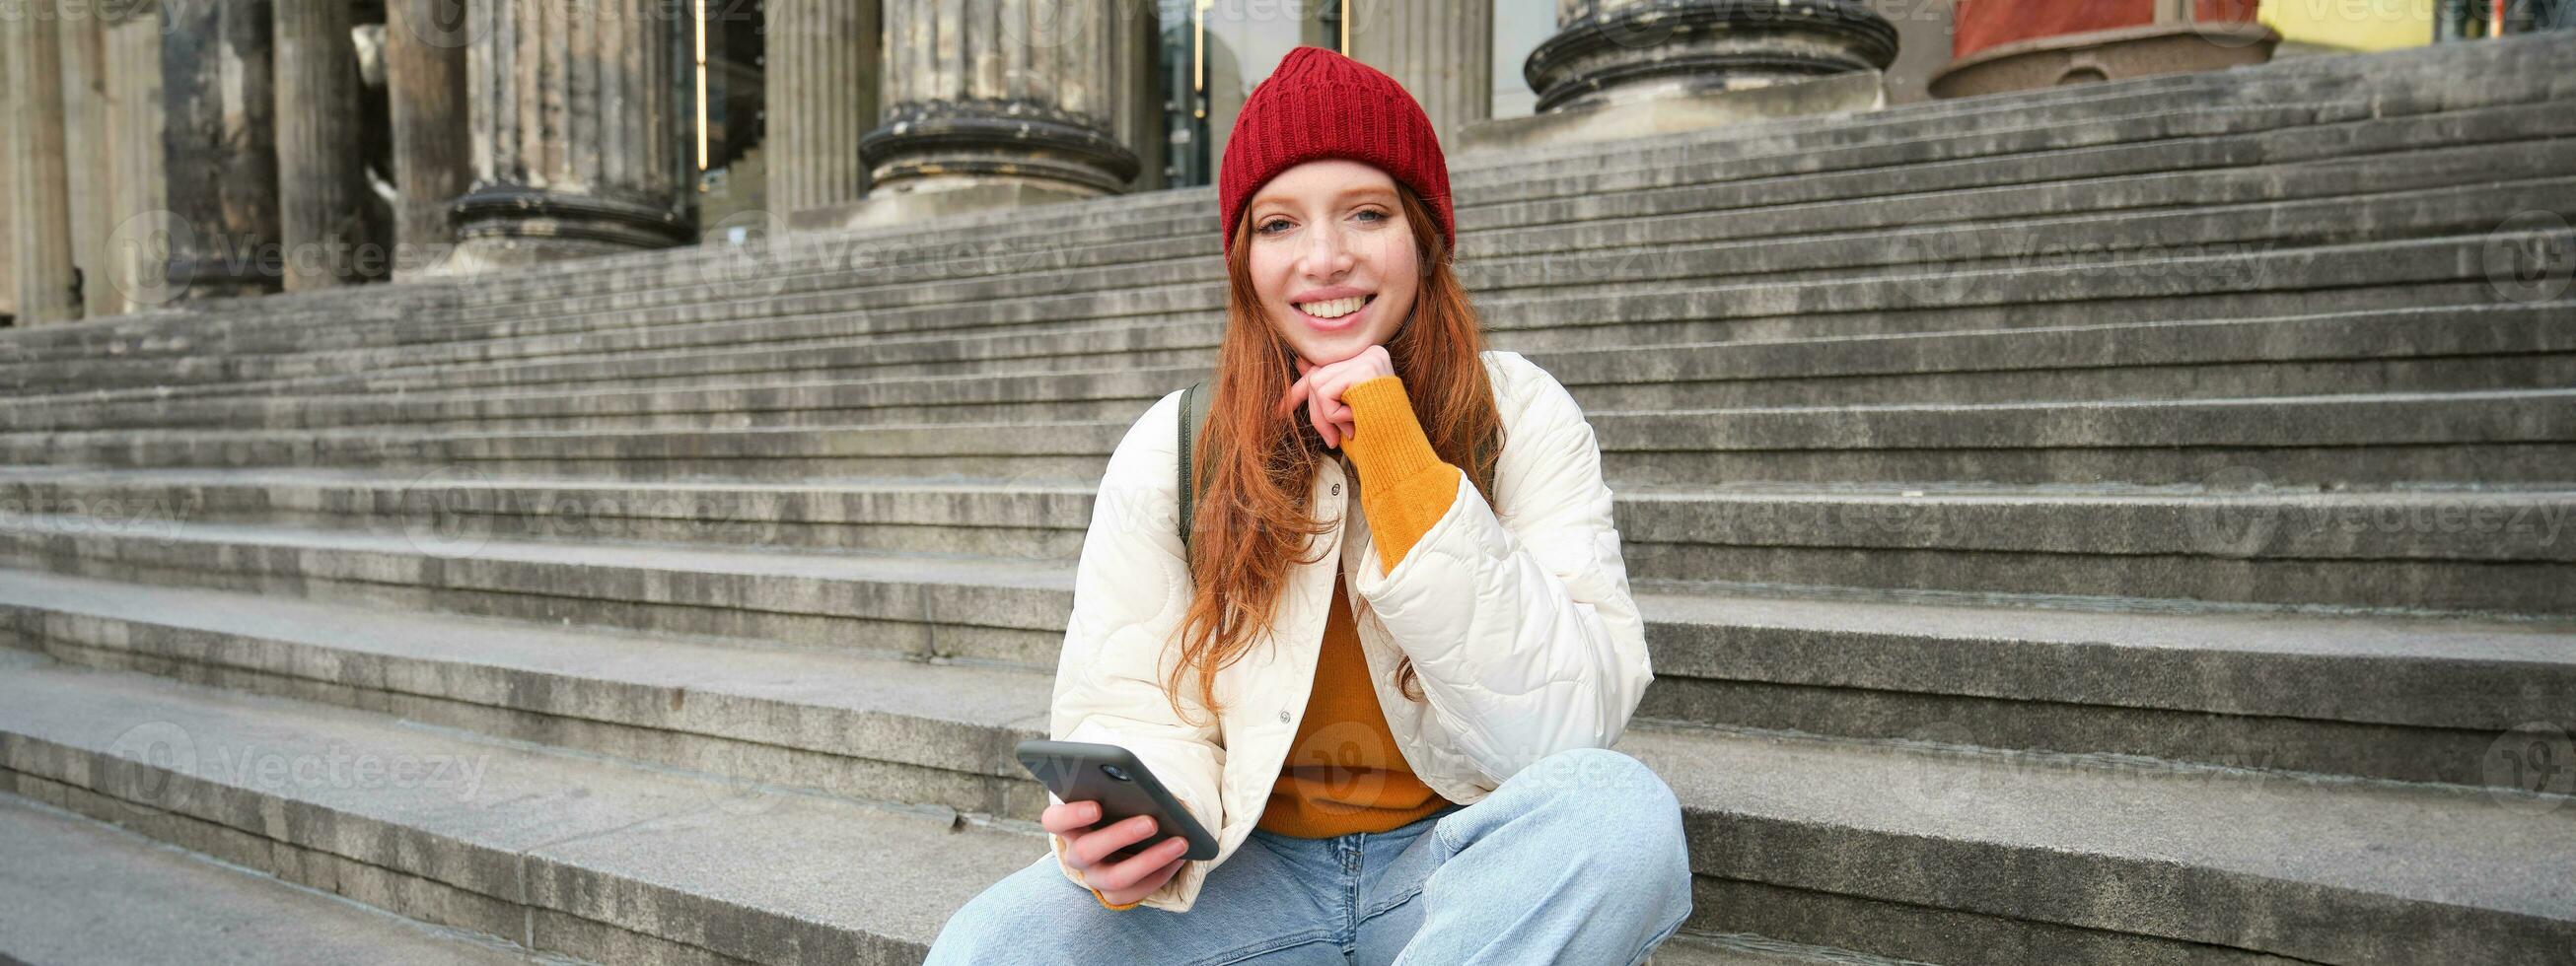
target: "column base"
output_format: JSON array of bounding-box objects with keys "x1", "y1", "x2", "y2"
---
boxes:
[
  {"x1": 159, "y1": 258, "x2": 287, "y2": 306},
  {"x1": 1459, "y1": 70, "x2": 1885, "y2": 156},
  {"x1": 1527, "y1": 0, "x2": 1898, "y2": 113},
  {"x1": 446, "y1": 184, "x2": 690, "y2": 272},
  {"x1": 790, "y1": 179, "x2": 1105, "y2": 233},
  {"x1": 1928, "y1": 23, "x2": 2279, "y2": 100},
  {"x1": 858, "y1": 100, "x2": 1140, "y2": 199}
]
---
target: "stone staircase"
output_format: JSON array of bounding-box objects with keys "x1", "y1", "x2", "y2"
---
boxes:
[{"x1": 3, "y1": 34, "x2": 2573, "y2": 966}]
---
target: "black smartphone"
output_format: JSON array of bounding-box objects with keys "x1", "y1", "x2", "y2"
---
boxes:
[{"x1": 1016, "y1": 738, "x2": 1221, "y2": 862}]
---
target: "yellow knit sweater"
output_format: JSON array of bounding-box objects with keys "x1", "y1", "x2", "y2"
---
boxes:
[
  {"x1": 1083, "y1": 375, "x2": 1462, "y2": 910},
  {"x1": 1256, "y1": 374, "x2": 1462, "y2": 839}
]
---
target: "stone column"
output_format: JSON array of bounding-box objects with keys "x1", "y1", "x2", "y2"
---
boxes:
[
  {"x1": 59, "y1": 5, "x2": 116, "y2": 315},
  {"x1": 104, "y1": 1, "x2": 170, "y2": 313},
  {"x1": 383, "y1": 0, "x2": 471, "y2": 281},
  {"x1": 163, "y1": 0, "x2": 284, "y2": 301},
  {"x1": 1524, "y1": 0, "x2": 1897, "y2": 113},
  {"x1": 450, "y1": 0, "x2": 689, "y2": 270},
  {"x1": 274, "y1": 0, "x2": 368, "y2": 289},
  {"x1": 0, "y1": 56, "x2": 15, "y2": 322},
  {"x1": 767, "y1": 0, "x2": 879, "y2": 219},
  {"x1": 5, "y1": 0, "x2": 82, "y2": 324},
  {"x1": 1348, "y1": 0, "x2": 1492, "y2": 146},
  {"x1": 1110, "y1": 0, "x2": 1164, "y2": 191},
  {"x1": 847, "y1": 0, "x2": 1141, "y2": 226}
]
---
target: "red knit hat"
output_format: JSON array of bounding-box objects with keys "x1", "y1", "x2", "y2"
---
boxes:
[{"x1": 1218, "y1": 46, "x2": 1454, "y2": 259}]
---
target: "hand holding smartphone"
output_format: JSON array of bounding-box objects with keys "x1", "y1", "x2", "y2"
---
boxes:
[{"x1": 1018, "y1": 739, "x2": 1220, "y2": 906}]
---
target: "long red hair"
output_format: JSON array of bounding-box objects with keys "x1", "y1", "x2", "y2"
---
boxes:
[{"x1": 1162, "y1": 180, "x2": 1505, "y2": 726}]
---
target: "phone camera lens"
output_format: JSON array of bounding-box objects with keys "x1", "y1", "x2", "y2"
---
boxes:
[{"x1": 1100, "y1": 764, "x2": 1130, "y2": 782}]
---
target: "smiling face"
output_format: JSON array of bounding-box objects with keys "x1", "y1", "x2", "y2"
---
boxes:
[{"x1": 1244, "y1": 159, "x2": 1421, "y2": 368}]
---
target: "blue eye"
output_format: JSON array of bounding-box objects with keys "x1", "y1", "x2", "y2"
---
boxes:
[{"x1": 1256, "y1": 208, "x2": 1388, "y2": 237}]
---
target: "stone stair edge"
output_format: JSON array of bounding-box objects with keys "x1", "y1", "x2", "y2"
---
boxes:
[
  {"x1": 0, "y1": 644, "x2": 2566, "y2": 966},
  {"x1": 10, "y1": 286, "x2": 2555, "y2": 430},
  {"x1": 7, "y1": 217, "x2": 2557, "y2": 399}
]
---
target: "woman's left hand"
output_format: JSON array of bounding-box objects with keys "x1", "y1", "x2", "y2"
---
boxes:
[{"x1": 1276, "y1": 345, "x2": 1395, "y2": 448}]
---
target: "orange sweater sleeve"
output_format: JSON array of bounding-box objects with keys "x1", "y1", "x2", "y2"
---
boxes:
[
  {"x1": 1341, "y1": 375, "x2": 1463, "y2": 574},
  {"x1": 1054, "y1": 831, "x2": 1150, "y2": 911}
]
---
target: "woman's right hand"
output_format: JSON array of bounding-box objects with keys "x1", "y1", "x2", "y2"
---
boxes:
[{"x1": 1045, "y1": 798, "x2": 1191, "y2": 906}]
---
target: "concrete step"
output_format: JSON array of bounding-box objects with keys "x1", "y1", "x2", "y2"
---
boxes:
[
  {"x1": 431, "y1": 37, "x2": 2575, "y2": 314},
  {"x1": 55, "y1": 273, "x2": 2513, "y2": 409},
  {"x1": 1620, "y1": 722, "x2": 2576, "y2": 965},
  {"x1": 0, "y1": 467, "x2": 1100, "y2": 558},
  {"x1": 10, "y1": 225, "x2": 2555, "y2": 411},
  {"x1": 406, "y1": 106, "x2": 2564, "y2": 338},
  {"x1": 0, "y1": 794, "x2": 574, "y2": 966},
  {"x1": 540, "y1": 34, "x2": 2569, "y2": 298},
  {"x1": 1, "y1": 647, "x2": 2563, "y2": 965},
  {"x1": 13, "y1": 111, "x2": 2564, "y2": 389},
  {"x1": 1, "y1": 466, "x2": 2567, "y2": 614},
  {"x1": 0, "y1": 788, "x2": 1874, "y2": 966},
  {"x1": 1649, "y1": 933, "x2": 1945, "y2": 966},
  {"x1": 10, "y1": 385, "x2": 2568, "y2": 486},
  {"x1": 0, "y1": 650, "x2": 1055, "y2": 966},
  {"x1": 1444, "y1": 29, "x2": 2576, "y2": 172},
  {"x1": 1612, "y1": 484, "x2": 2576, "y2": 615},
  {"x1": 23, "y1": 140, "x2": 2575, "y2": 396},
  {"x1": 0, "y1": 648, "x2": 1894, "y2": 966},
  {"x1": 8, "y1": 302, "x2": 2569, "y2": 435},
  {"x1": 1627, "y1": 585, "x2": 2576, "y2": 789},
  {"x1": 0, "y1": 516, "x2": 1076, "y2": 666},
  {"x1": 0, "y1": 571, "x2": 1059, "y2": 821},
  {"x1": 1595, "y1": 388, "x2": 2576, "y2": 487},
  {"x1": 5, "y1": 522, "x2": 2568, "y2": 790}
]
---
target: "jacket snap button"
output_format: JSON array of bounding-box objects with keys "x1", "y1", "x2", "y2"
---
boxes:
[
  {"x1": 1331, "y1": 484, "x2": 1341, "y2": 496},
  {"x1": 1278, "y1": 710, "x2": 1290, "y2": 724}
]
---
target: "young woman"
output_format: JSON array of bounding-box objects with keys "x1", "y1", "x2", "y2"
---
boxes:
[{"x1": 928, "y1": 46, "x2": 1690, "y2": 965}]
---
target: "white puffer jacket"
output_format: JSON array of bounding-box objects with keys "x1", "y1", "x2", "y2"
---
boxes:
[{"x1": 1046, "y1": 349, "x2": 1653, "y2": 913}]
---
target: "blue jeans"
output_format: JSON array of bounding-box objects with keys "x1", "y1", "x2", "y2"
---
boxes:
[{"x1": 926, "y1": 746, "x2": 1694, "y2": 965}]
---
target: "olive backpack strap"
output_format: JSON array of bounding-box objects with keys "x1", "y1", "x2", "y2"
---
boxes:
[{"x1": 1177, "y1": 380, "x2": 1207, "y2": 559}]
